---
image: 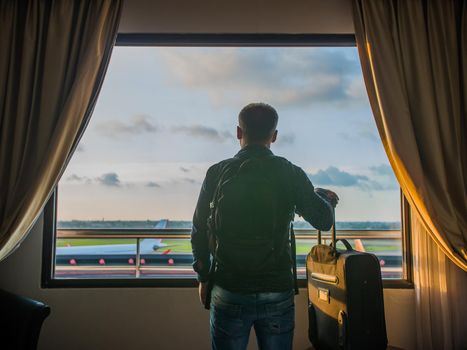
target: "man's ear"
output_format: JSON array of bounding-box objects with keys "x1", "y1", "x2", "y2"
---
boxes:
[
  {"x1": 237, "y1": 126, "x2": 243, "y2": 140},
  {"x1": 271, "y1": 130, "x2": 278, "y2": 143}
]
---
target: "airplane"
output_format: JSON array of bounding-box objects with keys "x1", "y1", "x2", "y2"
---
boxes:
[{"x1": 56, "y1": 219, "x2": 172, "y2": 261}]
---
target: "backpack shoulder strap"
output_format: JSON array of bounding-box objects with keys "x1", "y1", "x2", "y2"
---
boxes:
[
  {"x1": 209, "y1": 158, "x2": 244, "y2": 211},
  {"x1": 204, "y1": 158, "x2": 243, "y2": 310},
  {"x1": 290, "y1": 222, "x2": 299, "y2": 295}
]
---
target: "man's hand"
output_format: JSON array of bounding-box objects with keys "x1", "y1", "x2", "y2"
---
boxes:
[
  {"x1": 199, "y1": 282, "x2": 208, "y2": 307},
  {"x1": 315, "y1": 188, "x2": 339, "y2": 208}
]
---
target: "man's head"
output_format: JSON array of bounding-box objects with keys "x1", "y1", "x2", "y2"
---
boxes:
[{"x1": 237, "y1": 103, "x2": 278, "y2": 147}]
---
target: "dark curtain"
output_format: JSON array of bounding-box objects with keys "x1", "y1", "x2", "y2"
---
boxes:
[
  {"x1": 352, "y1": 1, "x2": 467, "y2": 348},
  {"x1": 0, "y1": 0, "x2": 123, "y2": 260},
  {"x1": 352, "y1": 0, "x2": 467, "y2": 270}
]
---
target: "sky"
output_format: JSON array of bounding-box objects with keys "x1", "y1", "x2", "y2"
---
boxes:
[{"x1": 57, "y1": 46, "x2": 400, "y2": 222}]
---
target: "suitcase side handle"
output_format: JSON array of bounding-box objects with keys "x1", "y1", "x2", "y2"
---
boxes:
[
  {"x1": 338, "y1": 310, "x2": 348, "y2": 348},
  {"x1": 332, "y1": 238, "x2": 353, "y2": 251}
]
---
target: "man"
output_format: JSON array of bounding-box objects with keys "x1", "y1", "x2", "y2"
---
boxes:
[{"x1": 191, "y1": 103, "x2": 338, "y2": 350}]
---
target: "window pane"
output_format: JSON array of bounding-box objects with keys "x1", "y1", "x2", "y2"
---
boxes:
[{"x1": 55, "y1": 46, "x2": 403, "y2": 280}]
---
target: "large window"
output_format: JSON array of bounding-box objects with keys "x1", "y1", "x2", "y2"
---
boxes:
[{"x1": 42, "y1": 35, "x2": 411, "y2": 288}]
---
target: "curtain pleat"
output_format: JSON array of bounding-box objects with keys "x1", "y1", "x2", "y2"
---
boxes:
[
  {"x1": 0, "y1": 0, "x2": 123, "y2": 261},
  {"x1": 352, "y1": 1, "x2": 467, "y2": 348},
  {"x1": 412, "y1": 212, "x2": 467, "y2": 349},
  {"x1": 351, "y1": 0, "x2": 467, "y2": 271}
]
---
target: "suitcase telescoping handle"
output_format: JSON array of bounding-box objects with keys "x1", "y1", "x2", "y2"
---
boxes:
[{"x1": 317, "y1": 208, "x2": 336, "y2": 246}]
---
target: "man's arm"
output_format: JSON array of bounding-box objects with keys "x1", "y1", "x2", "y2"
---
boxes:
[
  {"x1": 292, "y1": 165, "x2": 336, "y2": 231},
  {"x1": 190, "y1": 166, "x2": 217, "y2": 283}
]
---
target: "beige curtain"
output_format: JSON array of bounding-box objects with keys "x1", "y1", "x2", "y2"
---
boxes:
[
  {"x1": 0, "y1": 0, "x2": 122, "y2": 261},
  {"x1": 352, "y1": 0, "x2": 467, "y2": 271},
  {"x1": 412, "y1": 212, "x2": 467, "y2": 349}
]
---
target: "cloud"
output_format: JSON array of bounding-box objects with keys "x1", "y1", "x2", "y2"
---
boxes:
[
  {"x1": 96, "y1": 172, "x2": 121, "y2": 187},
  {"x1": 182, "y1": 177, "x2": 201, "y2": 185},
  {"x1": 167, "y1": 177, "x2": 202, "y2": 186},
  {"x1": 180, "y1": 166, "x2": 190, "y2": 173},
  {"x1": 307, "y1": 166, "x2": 397, "y2": 191},
  {"x1": 308, "y1": 166, "x2": 368, "y2": 187},
  {"x1": 337, "y1": 132, "x2": 352, "y2": 141},
  {"x1": 345, "y1": 77, "x2": 368, "y2": 100},
  {"x1": 65, "y1": 172, "x2": 165, "y2": 189},
  {"x1": 370, "y1": 164, "x2": 393, "y2": 176},
  {"x1": 357, "y1": 130, "x2": 379, "y2": 143},
  {"x1": 159, "y1": 48, "x2": 364, "y2": 107},
  {"x1": 76, "y1": 144, "x2": 85, "y2": 152},
  {"x1": 96, "y1": 114, "x2": 159, "y2": 137},
  {"x1": 67, "y1": 174, "x2": 85, "y2": 182},
  {"x1": 338, "y1": 126, "x2": 379, "y2": 144},
  {"x1": 276, "y1": 132, "x2": 295, "y2": 146},
  {"x1": 369, "y1": 164, "x2": 399, "y2": 190},
  {"x1": 172, "y1": 125, "x2": 234, "y2": 143},
  {"x1": 65, "y1": 174, "x2": 91, "y2": 184}
]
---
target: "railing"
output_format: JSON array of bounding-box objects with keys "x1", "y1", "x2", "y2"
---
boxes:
[
  {"x1": 54, "y1": 229, "x2": 403, "y2": 279},
  {"x1": 56, "y1": 228, "x2": 401, "y2": 239}
]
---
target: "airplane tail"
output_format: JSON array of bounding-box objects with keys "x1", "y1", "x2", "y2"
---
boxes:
[{"x1": 354, "y1": 239, "x2": 366, "y2": 252}]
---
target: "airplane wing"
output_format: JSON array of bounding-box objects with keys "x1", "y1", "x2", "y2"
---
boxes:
[
  {"x1": 56, "y1": 244, "x2": 136, "y2": 255},
  {"x1": 57, "y1": 239, "x2": 169, "y2": 256},
  {"x1": 57, "y1": 220, "x2": 173, "y2": 257}
]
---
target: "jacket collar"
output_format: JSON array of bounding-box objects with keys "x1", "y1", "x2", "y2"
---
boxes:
[{"x1": 234, "y1": 144, "x2": 274, "y2": 159}]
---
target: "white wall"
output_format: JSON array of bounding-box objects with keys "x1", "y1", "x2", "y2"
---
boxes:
[
  {"x1": 118, "y1": 0, "x2": 354, "y2": 34},
  {"x1": 0, "y1": 215, "x2": 416, "y2": 350}
]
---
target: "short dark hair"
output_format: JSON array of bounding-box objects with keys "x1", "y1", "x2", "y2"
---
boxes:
[{"x1": 238, "y1": 103, "x2": 278, "y2": 142}]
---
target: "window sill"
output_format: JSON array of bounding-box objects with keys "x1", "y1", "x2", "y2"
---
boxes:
[{"x1": 42, "y1": 277, "x2": 413, "y2": 289}]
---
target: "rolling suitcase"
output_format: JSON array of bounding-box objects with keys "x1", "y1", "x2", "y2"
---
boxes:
[{"x1": 306, "y1": 214, "x2": 388, "y2": 350}]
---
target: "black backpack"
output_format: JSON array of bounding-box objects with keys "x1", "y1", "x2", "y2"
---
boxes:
[{"x1": 204, "y1": 155, "x2": 298, "y2": 309}]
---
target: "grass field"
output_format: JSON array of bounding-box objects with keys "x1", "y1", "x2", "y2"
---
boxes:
[
  {"x1": 56, "y1": 239, "x2": 136, "y2": 247},
  {"x1": 57, "y1": 238, "x2": 400, "y2": 254}
]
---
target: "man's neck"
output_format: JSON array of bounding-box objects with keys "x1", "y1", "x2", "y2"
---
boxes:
[{"x1": 241, "y1": 142, "x2": 271, "y2": 149}]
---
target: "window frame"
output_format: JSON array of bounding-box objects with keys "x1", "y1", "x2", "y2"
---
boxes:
[{"x1": 41, "y1": 33, "x2": 413, "y2": 289}]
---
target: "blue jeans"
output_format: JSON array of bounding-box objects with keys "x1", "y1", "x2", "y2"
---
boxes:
[{"x1": 210, "y1": 285, "x2": 295, "y2": 350}]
